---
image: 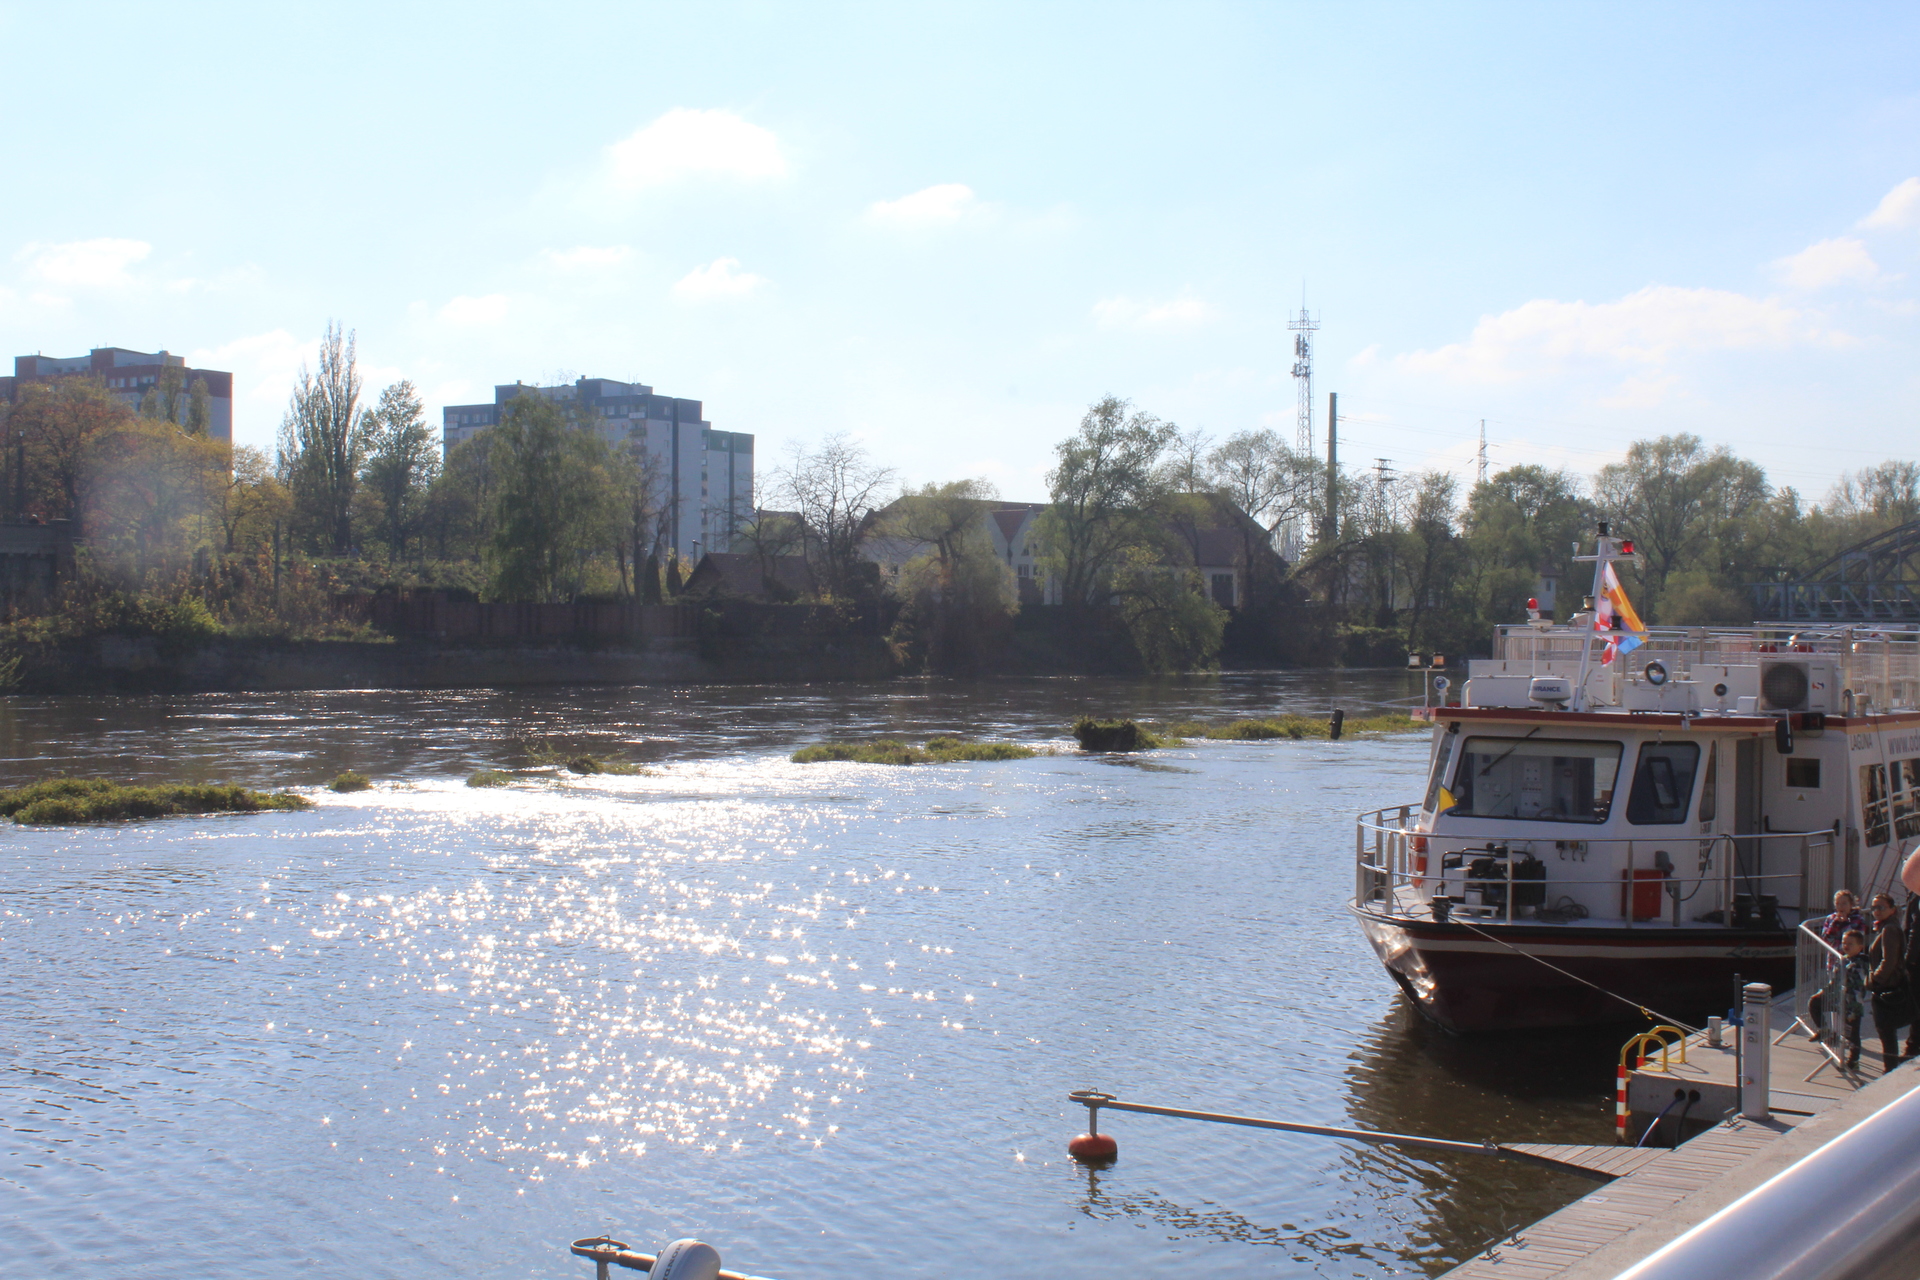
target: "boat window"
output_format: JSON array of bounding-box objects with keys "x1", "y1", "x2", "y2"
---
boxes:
[
  {"x1": 1894, "y1": 759, "x2": 1920, "y2": 841},
  {"x1": 1864, "y1": 764, "x2": 1891, "y2": 846},
  {"x1": 1626, "y1": 742, "x2": 1701, "y2": 825},
  {"x1": 1422, "y1": 728, "x2": 1459, "y2": 814},
  {"x1": 1785, "y1": 757, "x2": 1821, "y2": 790},
  {"x1": 1447, "y1": 737, "x2": 1622, "y2": 823}
]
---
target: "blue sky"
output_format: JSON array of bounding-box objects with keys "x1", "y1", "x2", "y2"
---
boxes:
[{"x1": 2, "y1": 2, "x2": 1916, "y2": 504}]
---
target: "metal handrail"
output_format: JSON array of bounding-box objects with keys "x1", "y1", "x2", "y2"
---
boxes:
[
  {"x1": 1791, "y1": 921, "x2": 1850, "y2": 1071},
  {"x1": 1353, "y1": 804, "x2": 1835, "y2": 929}
]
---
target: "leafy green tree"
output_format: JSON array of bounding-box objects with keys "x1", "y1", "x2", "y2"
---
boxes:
[
  {"x1": 1594, "y1": 434, "x2": 1766, "y2": 621},
  {"x1": 358, "y1": 380, "x2": 438, "y2": 561},
  {"x1": 276, "y1": 322, "x2": 369, "y2": 555},
  {"x1": 1113, "y1": 549, "x2": 1227, "y2": 673},
  {"x1": 185, "y1": 376, "x2": 213, "y2": 436},
  {"x1": 138, "y1": 360, "x2": 186, "y2": 424},
  {"x1": 884, "y1": 479, "x2": 1017, "y2": 671},
  {"x1": 1461, "y1": 464, "x2": 1591, "y2": 627},
  {"x1": 484, "y1": 396, "x2": 622, "y2": 602},
  {"x1": 1037, "y1": 396, "x2": 1176, "y2": 616}
]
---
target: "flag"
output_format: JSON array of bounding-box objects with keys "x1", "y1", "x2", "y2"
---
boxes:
[{"x1": 1596, "y1": 562, "x2": 1646, "y2": 664}]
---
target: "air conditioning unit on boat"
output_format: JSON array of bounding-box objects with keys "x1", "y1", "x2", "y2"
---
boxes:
[{"x1": 1760, "y1": 661, "x2": 1834, "y2": 713}]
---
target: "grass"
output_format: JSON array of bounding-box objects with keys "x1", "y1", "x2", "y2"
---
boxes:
[
  {"x1": 466, "y1": 770, "x2": 514, "y2": 788},
  {"x1": 0, "y1": 778, "x2": 313, "y2": 825},
  {"x1": 329, "y1": 771, "x2": 372, "y2": 792},
  {"x1": 1071, "y1": 718, "x2": 1166, "y2": 752},
  {"x1": 1158, "y1": 713, "x2": 1424, "y2": 741},
  {"x1": 791, "y1": 735, "x2": 1039, "y2": 765}
]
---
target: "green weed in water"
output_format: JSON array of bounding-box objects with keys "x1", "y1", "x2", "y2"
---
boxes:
[
  {"x1": 0, "y1": 778, "x2": 312, "y2": 825},
  {"x1": 330, "y1": 771, "x2": 372, "y2": 792},
  {"x1": 466, "y1": 770, "x2": 514, "y2": 788}
]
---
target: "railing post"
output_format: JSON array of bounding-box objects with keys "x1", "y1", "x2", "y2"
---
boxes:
[{"x1": 1741, "y1": 982, "x2": 1772, "y2": 1120}]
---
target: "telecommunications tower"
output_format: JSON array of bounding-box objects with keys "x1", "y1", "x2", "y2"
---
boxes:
[{"x1": 1288, "y1": 304, "x2": 1319, "y2": 455}]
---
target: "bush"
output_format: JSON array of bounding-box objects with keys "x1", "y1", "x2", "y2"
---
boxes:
[
  {"x1": 466, "y1": 770, "x2": 513, "y2": 787},
  {"x1": 0, "y1": 778, "x2": 312, "y2": 824},
  {"x1": 329, "y1": 771, "x2": 372, "y2": 792},
  {"x1": 1071, "y1": 718, "x2": 1163, "y2": 752},
  {"x1": 567, "y1": 756, "x2": 601, "y2": 775}
]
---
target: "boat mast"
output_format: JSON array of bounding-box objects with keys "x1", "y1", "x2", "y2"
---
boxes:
[{"x1": 1569, "y1": 523, "x2": 1629, "y2": 712}]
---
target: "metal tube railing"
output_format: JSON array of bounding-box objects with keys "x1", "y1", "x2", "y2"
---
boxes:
[{"x1": 1352, "y1": 807, "x2": 1835, "y2": 929}]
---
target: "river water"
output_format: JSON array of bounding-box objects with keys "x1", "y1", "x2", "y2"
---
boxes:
[{"x1": 0, "y1": 673, "x2": 1623, "y2": 1279}]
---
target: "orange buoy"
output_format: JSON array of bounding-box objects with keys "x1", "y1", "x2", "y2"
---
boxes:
[{"x1": 1068, "y1": 1131, "x2": 1118, "y2": 1164}]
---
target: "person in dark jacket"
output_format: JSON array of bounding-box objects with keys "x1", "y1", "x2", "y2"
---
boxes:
[
  {"x1": 1905, "y1": 886, "x2": 1920, "y2": 1061},
  {"x1": 1868, "y1": 892, "x2": 1910, "y2": 1072}
]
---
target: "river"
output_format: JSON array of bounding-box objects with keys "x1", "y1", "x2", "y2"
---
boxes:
[{"x1": 0, "y1": 672, "x2": 1623, "y2": 1278}]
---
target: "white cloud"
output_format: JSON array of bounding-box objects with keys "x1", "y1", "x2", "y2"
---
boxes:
[
  {"x1": 1091, "y1": 294, "x2": 1212, "y2": 331},
  {"x1": 866, "y1": 183, "x2": 978, "y2": 227},
  {"x1": 1771, "y1": 236, "x2": 1880, "y2": 290},
  {"x1": 540, "y1": 245, "x2": 634, "y2": 272},
  {"x1": 604, "y1": 109, "x2": 786, "y2": 191},
  {"x1": 673, "y1": 258, "x2": 767, "y2": 300},
  {"x1": 1860, "y1": 177, "x2": 1920, "y2": 231},
  {"x1": 1396, "y1": 285, "x2": 1836, "y2": 386},
  {"x1": 439, "y1": 294, "x2": 509, "y2": 325},
  {"x1": 15, "y1": 237, "x2": 151, "y2": 288}
]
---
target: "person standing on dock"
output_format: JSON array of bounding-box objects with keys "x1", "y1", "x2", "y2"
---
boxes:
[
  {"x1": 1867, "y1": 893, "x2": 1911, "y2": 1073},
  {"x1": 1821, "y1": 890, "x2": 1867, "y2": 948},
  {"x1": 1839, "y1": 929, "x2": 1869, "y2": 1071}
]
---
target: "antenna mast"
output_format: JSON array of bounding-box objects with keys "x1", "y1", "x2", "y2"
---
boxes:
[{"x1": 1288, "y1": 302, "x2": 1319, "y2": 455}]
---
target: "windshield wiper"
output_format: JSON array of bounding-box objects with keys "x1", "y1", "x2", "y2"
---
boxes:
[{"x1": 1477, "y1": 727, "x2": 1543, "y2": 776}]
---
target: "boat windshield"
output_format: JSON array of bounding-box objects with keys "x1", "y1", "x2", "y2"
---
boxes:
[
  {"x1": 1626, "y1": 742, "x2": 1700, "y2": 825},
  {"x1": 1446, "y1": 737, "x2": 1622, "y2": 823}
]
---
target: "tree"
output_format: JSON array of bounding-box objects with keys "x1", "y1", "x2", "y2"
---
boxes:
[
  {"x1": 778, "y1": 434, "x2": 896, "y2": 599},
  {"x1": 209, "y1": 445, "x2": 289, "y2": 553},
  {"x1": 484, "y1": 395, "x2": 623, "y2": 602},
  {"x1": 1206, "y1": 429, "x2": 1322, "y2": 553},
  {"x1": 1594, "y1": 435, "x2": 1766, "y2": 621},
  {"x1": 138, "y1": 360, "x2": 187, "y2": 425},
  {"x1": 186, "y1": 376, "x2": 213, "y2": 436},
  {"x1": 7, "y1": 376, "x2": 127, "y2": 528},
  {"x1": 884, "y1": 479, "x2": 1017, "y2": 670},
  {"x1": 358, "y1": 380, "x2": 438, "y2": 560},
  {"x1": 1037, "y1": 397, "x2": 1176, "y2": 615},
  {"x1": 610, "y1": 435, "x2": 670, "y2": 599},
  {"x1": 421, "y1": 433, "x2": 495, "y2": 562},
  {"x1": 1461, "y1": 464, "x2": 1591, "y2": 627},
  {"x1": 1402, "y1": 472, "x2": 1460, "y2": 650},
  {"x1": 276, "y1": 321, "x2": 369, "y2": 555},
  {"x1": 1112, "y1": 548, "x2": 1228, "y2": 673}
]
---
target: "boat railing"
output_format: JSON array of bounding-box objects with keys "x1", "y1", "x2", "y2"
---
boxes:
[
  {"x1": 1488, "y1": 624, "x2": 1920, "y2": 710},
  {"x1": 1354, "y1": 805, "x2": 1837, "y2": 929},
  {"x1": 1790, "y1": 922, "x2": 1849, "y2": 1070}
]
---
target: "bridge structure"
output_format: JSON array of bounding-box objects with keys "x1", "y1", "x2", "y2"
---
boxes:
[{"x1": 1751, "y1": 519, "x2": 1920, "y2": 622}]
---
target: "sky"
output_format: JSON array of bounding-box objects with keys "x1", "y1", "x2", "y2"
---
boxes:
[{"x1": 1, "y1": 2, "x2": 1917, "y2": 505}]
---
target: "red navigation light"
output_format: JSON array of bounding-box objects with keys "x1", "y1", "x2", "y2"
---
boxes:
[
  {"x1": 1620, "y1": 539, "x2": 1635, "y2": 555},
  {"x1": 1527, "y1": 597, "x2": 1538, "y2": 611}
]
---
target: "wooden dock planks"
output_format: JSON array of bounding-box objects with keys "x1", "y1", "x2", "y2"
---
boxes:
[{"x1": 1445, "y1": 1117, "x2": 1789, "y2": 1278}]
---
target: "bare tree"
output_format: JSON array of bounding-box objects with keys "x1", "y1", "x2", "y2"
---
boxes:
[
  {"x1": 778, "y1": 434, "x2": 896, "y2": 598},
  {"x1": 276, "y1": 321, "x2": 369, "y2": 554}
]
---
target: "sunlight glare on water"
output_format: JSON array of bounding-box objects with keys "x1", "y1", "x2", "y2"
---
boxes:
[{"x1": 0, "y1": 676, "x2": 1615, "y2": 1279}]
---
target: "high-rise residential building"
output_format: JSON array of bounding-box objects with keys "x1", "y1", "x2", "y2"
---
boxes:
[
  {"x1": 441, "y1": 376, "x2": 753, "y2": 561},
  {"x1": 1, "y1": 348, "x2": 234, "y2": 442}
]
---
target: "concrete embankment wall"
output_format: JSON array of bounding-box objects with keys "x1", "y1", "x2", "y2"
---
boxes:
[{"x1": 14, "y1": 634, "x2": 900, "y2": 694}]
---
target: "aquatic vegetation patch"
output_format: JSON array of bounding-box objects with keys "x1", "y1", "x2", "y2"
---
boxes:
[
  {"x1": 566, "y1": 754, "x2": 643, "y2": 775},
  {"x1": 0, "y1": 778, "x2": 313, "y2": 825},
  {"x1": 466, "y1": 770, "x2": 514, "y2": 788},
  {"x1": 1158, "y1": 713, "x2": 1422, "y2": 741},
  {"x1": 329, "y1": 771, "x2": 372, "y2": 792},
  {"x1": 1071, "y1": 718, "x2": 1165, "y2": 752},
  {"x1": 792, "y1": 736, "x2": 1038, "y2": 765}
]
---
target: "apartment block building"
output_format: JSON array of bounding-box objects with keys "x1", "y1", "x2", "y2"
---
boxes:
[
  {"x1": 442, "y1": 376, "x2": 752, "y2": 561},
  {"x1": 2, "y1": 348, "x2": 234, "y2": 441}
]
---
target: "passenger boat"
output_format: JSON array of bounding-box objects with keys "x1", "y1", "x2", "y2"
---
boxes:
[{"x1": 1350, "y1": 527, "x2": 1920, "y2": 1031}]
